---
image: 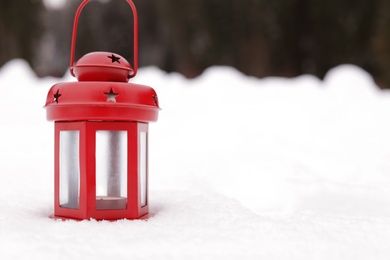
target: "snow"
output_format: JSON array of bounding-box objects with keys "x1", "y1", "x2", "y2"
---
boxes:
[
  {"x1": 1, "y1": 59, "x2": 390, "y2": 259},
  {"x1": 42, "y1": 0, "x2": 111, "y2": 10},
  {"x1": 42, "y1": 0, "x2": 67, "y2": 10}
]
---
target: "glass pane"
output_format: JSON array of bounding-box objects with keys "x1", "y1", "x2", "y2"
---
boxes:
[
  {"x1": 139, "y1": 132, "x2": 147, "y2": 207},
  {"x1": 96, "y1": 131, "x2": 127, "y2": 210},
  {"x1": 59, "y1": 131, "x2": 80, "y2": 209}
]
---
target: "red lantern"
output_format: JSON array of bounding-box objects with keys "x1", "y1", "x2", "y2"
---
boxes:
[{"x1": 44, "y1": 0, "x2": 159, "y2": 220}]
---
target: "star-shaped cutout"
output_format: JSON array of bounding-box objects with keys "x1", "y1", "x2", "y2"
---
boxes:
[
  {"x1": 107, "y1": 54, "x2": 121, "y2": 64},
  {"x1": 104, "y1": 88, "x2": 119, "y2": 102},
  {"x1": 53, "y1": 90, "x2": 62, "y2": 103}
]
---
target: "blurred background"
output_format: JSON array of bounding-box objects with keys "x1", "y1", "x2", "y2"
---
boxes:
[{"x1": 1, "y1": 0, "x2": 390, "y2": 88}]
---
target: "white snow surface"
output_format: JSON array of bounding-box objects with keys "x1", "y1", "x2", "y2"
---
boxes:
[
  {"x1": 1, "y1": 60, "x2": 390, "y2": 259},
  {"x1": 42, "y1": 0, "x2": 67, "y2": 10}
]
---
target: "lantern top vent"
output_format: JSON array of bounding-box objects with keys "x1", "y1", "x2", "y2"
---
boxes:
[{"x1": 72, "y1": 52, "x2": 133, "y2": 82}]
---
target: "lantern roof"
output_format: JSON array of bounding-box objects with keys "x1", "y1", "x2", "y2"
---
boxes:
[{"x1": 44, "y1": 81, "x2": 160, "y2": 122}]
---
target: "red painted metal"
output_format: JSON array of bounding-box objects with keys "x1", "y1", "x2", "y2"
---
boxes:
[
  {"x1": 73, "y1": 52, "x2": 133, "y2": 82},
  {"x1": 45, "y1": 81, "x2": 159, "y2": 122},
  {"x1": 45, "y1": 0, "x2": 159, "y2": 221}
]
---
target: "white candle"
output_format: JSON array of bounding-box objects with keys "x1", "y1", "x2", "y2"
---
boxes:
[{"x1": 96, "y1": 196, "x2": 127, "y2": 210}]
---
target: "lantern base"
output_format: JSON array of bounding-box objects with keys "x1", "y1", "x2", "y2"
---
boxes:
[{"x1": 49, "y1": 212, "x2": 154, "y2": 221}]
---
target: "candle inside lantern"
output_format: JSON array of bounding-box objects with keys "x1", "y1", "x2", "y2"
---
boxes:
[
  {"x1": 96, "y1": 196, "x2": 127, "y2": 210},
  {"x1": 96, "y1": 130, "x2": 128, "y2": 210}
]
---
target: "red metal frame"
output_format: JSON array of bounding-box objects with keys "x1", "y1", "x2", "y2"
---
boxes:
[
  {"x1": 54, "y1": 121, "x2": 149, "y2": 220},
  {"x1": 70, "y1": 0, "x2": 138, "y2": 78},
  {"x1": 54, "y1": 121, "x2": 88, "y2": 220},
  {"x1": 45, "y1": 82, "x2": 159, "y2": 122}
]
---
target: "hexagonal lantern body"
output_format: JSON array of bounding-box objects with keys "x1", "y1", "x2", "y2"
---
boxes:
[
  {"x1": 44, "y1": 0, "x2": 159, "y2": 220},
  {"x1": 45, "y1": 52, "x2": 159, "y2": 221}
]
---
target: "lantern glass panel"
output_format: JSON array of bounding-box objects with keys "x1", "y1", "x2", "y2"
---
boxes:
[
  {"x1": 139, "y1": 131, "x2": 147, "y2": 207},
  {"x1": 59, "y1": 130, "x2": 80, "y2": 209},
  {"x1": 96, "y1": 130, "x2": 127, "y2": 210}
]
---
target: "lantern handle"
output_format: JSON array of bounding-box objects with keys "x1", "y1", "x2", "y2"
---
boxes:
[{"x1": 70, "y1": 0, "x2": 139, "y2": 78}]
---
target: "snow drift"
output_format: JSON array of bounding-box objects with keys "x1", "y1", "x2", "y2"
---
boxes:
[{"x1": 0, "y1": 60, "x2": 390, "y2": 259}]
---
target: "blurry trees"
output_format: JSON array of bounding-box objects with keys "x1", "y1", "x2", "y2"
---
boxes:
[
  {"x1": 3, "y1": 0, "x2": 390, "y2": 88},
  {"x1": 0, "y1": 0, "x2": 44, "y2": 69},
  {"x1": 372, "y1": 0, "x2": 390, "y2": 88}
]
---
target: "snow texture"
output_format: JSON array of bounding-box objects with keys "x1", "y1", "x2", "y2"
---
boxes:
[
  {"x1": 1, "y1": 59, "x2": 390, "y2": 259},
  {"x1": 42, "y1": 0, "x2": 67, "y2": 10}
]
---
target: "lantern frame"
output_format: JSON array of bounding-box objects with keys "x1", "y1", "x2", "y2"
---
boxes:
[
  {"x1": 54, "y1": 121, "x2": 149, "y2": 220},
  {"x1": 45, "y1": 0, "x2": 158, "y2": 221}
]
